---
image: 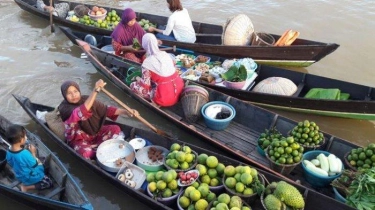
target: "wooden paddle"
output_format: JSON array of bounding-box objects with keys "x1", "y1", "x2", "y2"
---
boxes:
[
  {"x1": 49, "y1": 0, "x2": 54, "y2": 33},
  {"x1": 100, "y1": 88, "x2": 171, "y2": 138}
]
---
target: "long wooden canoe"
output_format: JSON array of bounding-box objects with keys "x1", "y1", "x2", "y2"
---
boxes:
[
  {"x1": 68, "y1": 36, "x2": 363, "y2": 203},
  {"x1": 15, "y1": 0, "x2": 339, "y2": 67},
  {"x1": 0, "y1": 114, "x2": 92, "y2": 210},
  {"x1": 60, "y1": 26, "x2": 375, "y2": 120},
  {"x1": 12, "y1": 95, "x2": 354, "y2": 210}
]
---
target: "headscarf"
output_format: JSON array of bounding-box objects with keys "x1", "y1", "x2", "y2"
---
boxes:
[
  {"x1": 111, "y1": 8, "x2": 145, "y2": 47},
  {"x1": 58, "y1": 81, "x2": 107, "y2": 135},
  {"x1": 141, "y1": 33, "x2": 176, "y2": 76}
]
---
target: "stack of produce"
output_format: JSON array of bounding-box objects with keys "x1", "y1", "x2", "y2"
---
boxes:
[
  {"x1": 147, "y1": 170, "x2": 180, "y2": 198},
  {"x1": 209, "y1": 193, "x2": 251, "y2": 210},
  {"x1": 223, "y1": 165, "x2": 264, "y2": 197},
  {"x1": 263, "y1": 181, "x2": 305, "y2": 210},
  {"x1": 68, "y1": 9, "x2": 120, "y2": 30},
  {"x1": 178, "y1": 182, "x2": 216, "y2": 210},
  {"x1": 257, "y1": 127, "x2": 283, "y2": 151},
  {"x1": 195, "y1": 153, "x2": 226, "y2": 188},
  {"x1": 164, "y1": 143, "x2": 197, "y2": 171},
  {"x1": 289, "y1": 120, "x2": 325, "y2": 148},
  {"x1": 138, "y1": 19, "x2": 157, "y2": 31},
  {"x1": 303, "y1": 153, "x2": 343, "y2": 177},
  {"x1": 346, "y1": 143, "x2": 375, "y2": 170},
  {"x1": 266, "y1": 136, "x2": 303, "y2": 165},
  {"x1": 331, "y1": 168, "x2": 375, "y2": 210}
]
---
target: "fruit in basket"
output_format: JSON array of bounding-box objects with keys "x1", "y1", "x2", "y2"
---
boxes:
[
  {"x1": 264, "y1": 194, "x2": 283, "y2": 210},
  {"x1": 210, "y1": 193, "x2": 252, "y2": 209},
  {"x1": 258, "y1": 127, "x2": 283, "y2": 150},
  {"x1": 165, "y1": 143, "x2": 196, "y2": 170},
  {"x1": 148, "y1": 170, "x2": 180, "y2": 198},
  {"x1": 289, "y1": 120, "x2": 324, "y2": 147},
  {"x1": 224, "y1": 164, "x2": 264, "y2": 195},
  {"x1": 266, "y1": 136, "x2": 303, "y2": 164},
  {"x1": 138, "y1": 19, "x2": 157, "y2": 31},
  {"x1": 346, "y1": 143, "x2": 375, "y2": 170},
  {"x1": 273, "y1": 181, "x2": 305, "y2": 209}
]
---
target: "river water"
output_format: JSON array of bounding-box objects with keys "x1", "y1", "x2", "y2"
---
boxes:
[{"x1": 0, "y1": 0, "x2": 374, "y2": 209}]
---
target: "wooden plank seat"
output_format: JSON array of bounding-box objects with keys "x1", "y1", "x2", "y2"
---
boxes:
[{"x1": 45, "y1": 186, "x2": 65, "y2": 199}]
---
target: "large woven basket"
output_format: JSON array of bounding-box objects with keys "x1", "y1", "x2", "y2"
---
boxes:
[
  {"x1": 222, "y1": 173, "x2": 265, "y2": 205},
  {"x1": 181, "y1": 91, "x2": 209, "y2": 123},
  {"x1": 222, "y1": 14, "x2": 254, "y2": 46},
  {"x1": 265, "y1": 148, "x2": 300, "y2": 175}
]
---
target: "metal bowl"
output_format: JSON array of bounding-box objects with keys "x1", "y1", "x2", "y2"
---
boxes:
[{"x1": 96, "y1": 139, "x2": 135, "y2": 173}]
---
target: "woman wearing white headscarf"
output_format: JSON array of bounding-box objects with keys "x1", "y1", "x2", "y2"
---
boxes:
[{"x1": 130, "y1": 33, "x2": 184, "y2": 107}]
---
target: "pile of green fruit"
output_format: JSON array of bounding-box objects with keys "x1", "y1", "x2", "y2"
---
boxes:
[
  {"x1": 263, "y1": 181, "x2": 305, "y2": 210},
  {"x1": 223, "y1": 165, "x2": 264, "y2": 196},
  {"x1": 266, "y1": 136, "x2": 304, "y2": 165},
  {"x1": 147, "y1": 170, "x2": 180, "y2": 199},
  {"x1": 258, "y1": 127, "x2": 283, "y2": 150},
  {"x1": 164, "y1": 143, "x2": 197, "y2": 171},
  {"x1": 210, "y1": 193, "x2": 251, "y2": 210},
  {"x1": 195, "y1": 153, "x2": 226, "y2": 187},
  {"x1": 178, "y1": 182, "x2": 216, "y2": 210},
  {"x1": 289, "y1": 120, "x2": 324, "y2": 147},
  {"x1": 138, "y1": 19, "x2": 157, "y2": 31},
  {"x1": 346, "y1": 143, "x2": 375, "y2": 170},
  {"x1": 75, "y1": 10, "x2": 121, "y2": 30}
]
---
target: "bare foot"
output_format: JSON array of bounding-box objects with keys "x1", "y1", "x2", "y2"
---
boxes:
[{"x1": 20, "y1": 185, "x2": 27, "y2": 192}]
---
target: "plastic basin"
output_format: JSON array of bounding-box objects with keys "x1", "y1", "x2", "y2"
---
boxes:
[
  {"x1": 301, "y1": 150, "x2": 343, "y2": 187},
  {"x1": 201, "y1": 101, "x2": 236, "y2": 131}
]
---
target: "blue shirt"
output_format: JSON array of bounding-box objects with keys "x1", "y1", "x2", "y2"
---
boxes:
[{"x1": 6, "y1": 149, "x2": 44, "y2": 185}]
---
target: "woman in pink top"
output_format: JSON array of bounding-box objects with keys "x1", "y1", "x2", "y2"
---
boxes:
[{"x1": 58, "y1": 79, "x2": 139, "y2": 159}]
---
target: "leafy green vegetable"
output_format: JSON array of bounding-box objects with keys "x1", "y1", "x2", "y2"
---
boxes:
[
  {"x1": 132, "y1": 38, "x2": 141, "y2": 50},
  {"x1": 331, "y1": 168, "x2": 375, "y2": 210},
  {"x1": 220, "y1": 64, "x2": 247, "y2": 82}
]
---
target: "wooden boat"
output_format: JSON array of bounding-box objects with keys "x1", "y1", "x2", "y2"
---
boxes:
[
  {"x1": 12, "y1": 95, "x2": 354, "y2": 210},
  {"x1": 15, "y1": 0, "x2": 339, "y2": 67},
  {"x1": 60, "y1": 26, "x2": 375, "y2": 120},
  {"x1": 0, "y1": 114, "x2": 92, "y2": 210},
  {"x1": 63, "y1": 35, "x2": 363, "y2": 203}
]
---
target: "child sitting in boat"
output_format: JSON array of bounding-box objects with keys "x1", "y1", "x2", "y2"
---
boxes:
[{"x1": 5, "y1": 124, "x2": 53, "y2": 192}]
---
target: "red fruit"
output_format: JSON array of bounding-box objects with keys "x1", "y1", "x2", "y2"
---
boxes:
[
  {"x1": 186, "y1": 173, "x2": 191, "y2": 179},
  {"x1": 191, "y1": 173, "x2": 198, "y2": 179},
  {"x1": 181, "y1": 174, "x2": 187, "y2": 181},
  {"x1": 178, "y1": 171, "x2": 184, "y2": 178}
]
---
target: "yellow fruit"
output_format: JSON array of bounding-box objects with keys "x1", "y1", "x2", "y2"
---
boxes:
[
  {"x1": 224, "y1": 165, "x2": 236, "y2": 177},
  {"x1": 156, "y1": 180, "x2": 166, "y2": 190},
  {"x1": 184, "y1": 186, "x2": 196, "y2": 197},
  {"x1": 148, "y1": 182, "x2": 157, "y2": 193},
  {"x1": 189, "y1": 189, "x2": 201, "y2": 202},
  {"x1": 195, "y1": 199, "x2": 208, "y2": 210},
  {"x1": 179, "y1": 196, "x2": 190, "y2": 208}
]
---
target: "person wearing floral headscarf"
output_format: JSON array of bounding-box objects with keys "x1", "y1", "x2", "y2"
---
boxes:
[
  {"x1": 111, "y1": 8, "x2": 146, "y2": 63},
  {"x1": 130, "y1": 33, "x2": 184, "y2": 107},
  {"x1": 58, "y1": 79, "x2": 139, "y2": 159}
]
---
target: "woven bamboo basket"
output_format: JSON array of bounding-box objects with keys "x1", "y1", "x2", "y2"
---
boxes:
[{"x1": 181, "y1": 91, "x2": 209, "y2": 123}]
